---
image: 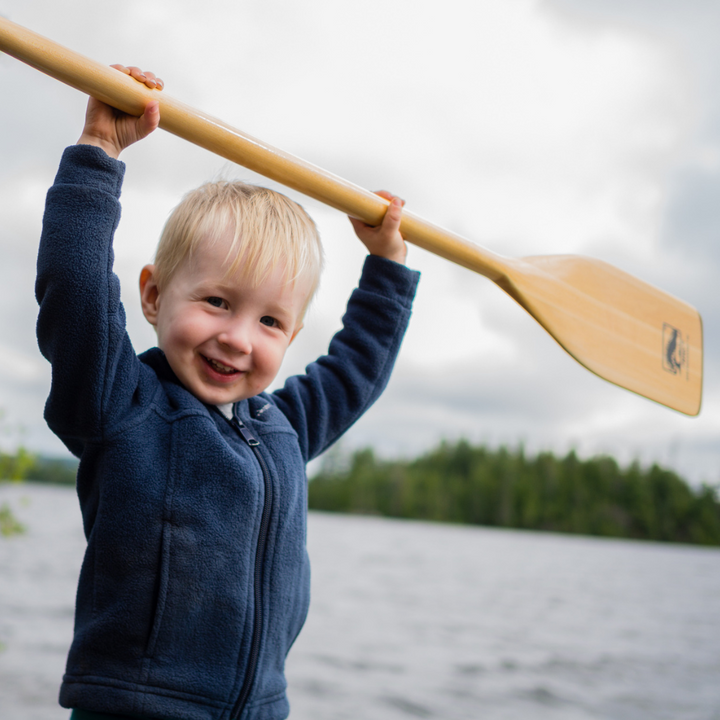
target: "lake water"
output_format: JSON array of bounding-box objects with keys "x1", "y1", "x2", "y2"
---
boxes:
[{"x1": 1, "y1": 483, "x2": 719, "y2": 720}]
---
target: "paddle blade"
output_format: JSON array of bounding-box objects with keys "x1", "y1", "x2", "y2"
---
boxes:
[{"x1": 500, "y1": 256, "x2": 703, "y2": 415}]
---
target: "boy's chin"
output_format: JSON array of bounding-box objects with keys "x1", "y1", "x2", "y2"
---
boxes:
[{"x1": 190, "y1": 381, "x2": 270, "y2": 407}]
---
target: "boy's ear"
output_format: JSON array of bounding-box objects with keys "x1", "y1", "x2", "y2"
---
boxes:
[{"x1": 139, "y1": 265, "x2": 160, "y2": 326}]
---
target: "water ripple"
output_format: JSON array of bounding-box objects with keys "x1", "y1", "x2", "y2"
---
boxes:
[{"x1": 2, "y1": 485, "x2": 720, "y2": 720}]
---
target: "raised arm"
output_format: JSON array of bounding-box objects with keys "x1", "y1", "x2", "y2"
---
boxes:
[
  {"x1": 272, "y1": 255, "x2": 418, "y2": 461},
  {"x1": 272, "y1": 193, "x2": 419, "y2": 461},
  {"x1": 35, "y1": 67, "x2": 161, "y2": 453}
]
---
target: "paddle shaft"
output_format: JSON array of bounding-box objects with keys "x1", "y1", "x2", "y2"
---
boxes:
[{"x1": 0, "y1": 16, "x2": 508, "y2": 281}]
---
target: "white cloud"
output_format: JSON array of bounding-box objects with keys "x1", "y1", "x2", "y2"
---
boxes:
[{"x1": 0, "y1": 344, "x2": 45, "y2": 383}]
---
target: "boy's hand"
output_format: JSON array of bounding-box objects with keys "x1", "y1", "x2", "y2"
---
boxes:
[
  {"x1": 349, "y1": 190, "x2": 408, "y2": 265},
  {"x1": 77, "y1": 65, "x2": 163, "y2": 159}
]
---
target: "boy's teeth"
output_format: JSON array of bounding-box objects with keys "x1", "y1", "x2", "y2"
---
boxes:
[{"x1": 207, "y1": 357, "x2": 236, "y2": 374}]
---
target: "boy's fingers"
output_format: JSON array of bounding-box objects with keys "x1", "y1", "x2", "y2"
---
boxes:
[
  {"x1": 137, "y1": 101, "x2": 161, "y2": 138},
  {"x1": 126, "y1": 66, "x2": 146, "y2": 82},
  {"x1": 113, "y1": 65, "x2": 164, "y2": 90},
  {"x1": 374, "y1": 189, "x2": 405, "y2": 207},
  {"x1": 384, "y1": 198, "x2": 403, "y2": 228},
  {"x1": 143, "y1": 71, "x2": 163, "y2": 90}
]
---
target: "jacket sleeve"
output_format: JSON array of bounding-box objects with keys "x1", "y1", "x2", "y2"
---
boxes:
[
  {"x1": 35, "y1": 145, "x2": 145, "y2": 456},
  {"x1": 271, "y1": 255, "x2": 420, "y2": 462}
]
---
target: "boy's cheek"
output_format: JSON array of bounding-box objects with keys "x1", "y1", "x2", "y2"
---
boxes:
[{"x1": 156, "y1": 305, "x2": 204, "y2": 348}]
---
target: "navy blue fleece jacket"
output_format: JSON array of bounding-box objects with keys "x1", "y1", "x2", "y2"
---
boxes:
[{"x1": 35, "y1": 145, "x2": 419, "y2": 720}]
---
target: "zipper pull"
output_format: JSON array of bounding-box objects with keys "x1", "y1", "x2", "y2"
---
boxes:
[{"x1": 232, "y1": 417, "x2": 260, "y2": 447}]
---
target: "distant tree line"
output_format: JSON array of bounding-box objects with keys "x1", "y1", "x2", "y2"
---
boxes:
[
  {"x1": 1, "y1": 451, "x2": 77, "y2": 536},
  {"x1": 1, "y1": 407, "x2": 79, "y2": 537},
  {"x1": 0, "y1": 446, "x2": 34, "y2": 536},
  {"x1": 24, "y1": 456, "x2": 78, "y2": 485},
  {"x1": 1, "y1": 452, "x2": 78, "y2": 486},
  {"x1": 309, "y1": 441, "x2": 720, "y2": 546},
  {"x1": 4, "y1": 442, "x2": 720, "y2": 545}
]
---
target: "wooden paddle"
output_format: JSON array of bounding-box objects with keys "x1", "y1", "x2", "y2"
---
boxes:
[{"x1": 0, "y1": 16, "x2": 703, "y2": 415}]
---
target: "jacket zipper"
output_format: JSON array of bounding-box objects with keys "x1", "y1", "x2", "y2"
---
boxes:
[{"x1": 230, "y1": 414, "x2": 273, "y2": 720}]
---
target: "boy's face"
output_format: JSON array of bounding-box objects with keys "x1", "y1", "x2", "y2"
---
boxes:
[{"x1": 140, "y1": 235, "x2": 310, "y2": 406}]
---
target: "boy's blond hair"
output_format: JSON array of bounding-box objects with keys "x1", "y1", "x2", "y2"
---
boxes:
[{"x1": 154, "y1": 180, "x2": 323, "y2": 308}]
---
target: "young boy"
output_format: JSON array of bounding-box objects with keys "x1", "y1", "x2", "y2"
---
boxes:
[{"x1": 36, "y1": 66, "x2": 419, "y2": 720}]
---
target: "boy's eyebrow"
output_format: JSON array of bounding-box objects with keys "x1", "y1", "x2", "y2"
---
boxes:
[
  {"x1": 192, "y1": 275, "x2": 247, "y2": 293},
  {"x1": 262, "y1": 296, "x2": 302, "y2": 318}
]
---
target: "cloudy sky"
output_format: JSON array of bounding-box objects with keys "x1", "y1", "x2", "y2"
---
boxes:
[{"x1": 0, "y1": 0, "x2": 718, "y2": 485}]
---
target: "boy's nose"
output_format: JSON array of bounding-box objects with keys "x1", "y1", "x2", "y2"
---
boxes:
[{"x1": 217, "y1": 322, "x2": 252, "y2": 354}]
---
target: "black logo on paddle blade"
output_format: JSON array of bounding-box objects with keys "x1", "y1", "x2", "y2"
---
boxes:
[{"x1": 662, "y1": 323, "x2": 688, "y2": 377}]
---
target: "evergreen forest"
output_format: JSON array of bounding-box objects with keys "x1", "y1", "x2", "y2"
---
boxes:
[
  {"x1": 3, "y1": 441, "x2": 720, "y2": 545},
  {"x1": 309, "y1": 441, "x2": 720, "y2": 546}
]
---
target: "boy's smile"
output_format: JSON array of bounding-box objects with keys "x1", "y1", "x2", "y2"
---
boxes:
[{"x1": 140, "y1": 235, "x2": 309, "y2": 406}]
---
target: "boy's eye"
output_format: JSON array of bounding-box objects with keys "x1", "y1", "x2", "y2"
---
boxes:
[
  {"x1": 206, "y1": 297, "x2": 224, "y2": 308},
  {"x1": 260, "y1": 316, "x2": 278, "y2": 328}
]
